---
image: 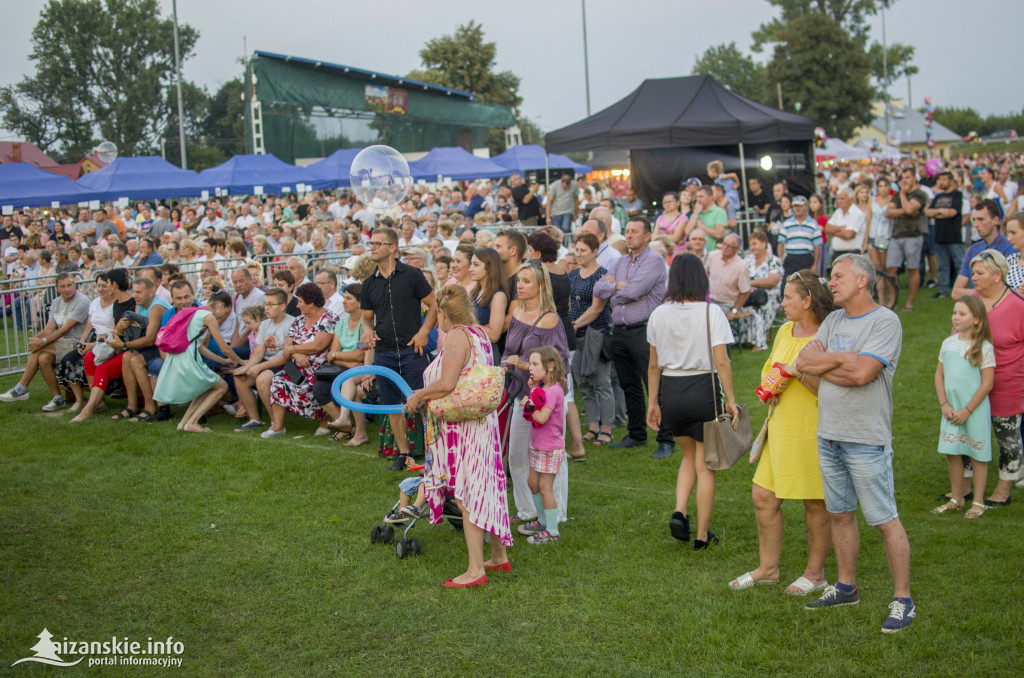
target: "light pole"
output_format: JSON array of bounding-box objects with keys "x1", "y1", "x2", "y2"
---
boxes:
[
  {"x1": 172, "y1": 0, "x2": 187, "y2": 169},
  {"x1": 581, "y1": 0, "x2": 591, "y2": 116},
  {"x1": 882, "y1": 8, "x2": 889, "y2": 143}
]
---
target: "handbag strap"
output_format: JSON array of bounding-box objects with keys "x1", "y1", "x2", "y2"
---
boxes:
[
  {"x1": 511, "y1": 310, "x2": 553, "y2": 358},
  {"x1": 705, "y1": 302, "x2": 721, "y2": 420},
  {"x1": 453, "y1": 325, "x2": 481, "y2": 372}
]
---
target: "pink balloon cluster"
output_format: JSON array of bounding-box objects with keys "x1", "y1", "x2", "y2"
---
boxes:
[{"x1": 923, "y1": 96, "x2": 936, "y2": 150}]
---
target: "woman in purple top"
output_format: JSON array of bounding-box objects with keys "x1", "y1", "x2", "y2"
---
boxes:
[{"x1": 501, "y1": 262, "x2": 570, "y2": 526}]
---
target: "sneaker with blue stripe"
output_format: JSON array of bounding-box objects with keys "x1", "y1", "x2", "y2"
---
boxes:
[
  {"x1": 881, "y1": 598, "x2": 916, "y2": 633},
  {"x1": 804, "y1": 585, "x2": 860, "y2": 609}
]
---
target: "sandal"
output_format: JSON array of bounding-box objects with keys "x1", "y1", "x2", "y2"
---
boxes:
[
  {"x1": 931, "y1": 498, "x2": 964, "y2": 514},
  {"x1": 593, "y1": 432, "x2": 614, "y2": 446},
  {"x1": 130, "y1": 409, "x2": 154, "y2": 423},
  {"x1": 111, "y1": 408, "x2": 137, "y2": 421},
  {"x1": 330, "y1": 431, "x2": 352, "y2": 442},
  {"x1": 582, "y1": 430, "x2": 599, "y2": 443},
  {"x1": 964, "y1": 501, "x2": 988, "y2": 519}
]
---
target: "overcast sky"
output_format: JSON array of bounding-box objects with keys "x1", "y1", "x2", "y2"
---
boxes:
[{"x1": 2, "y1": 0, "x2": 1022, "y2": 142}]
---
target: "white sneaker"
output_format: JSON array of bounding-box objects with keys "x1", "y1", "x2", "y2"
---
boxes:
[
  {"x1": 41, "y1": 396, "x2": 66, "y2": 412},
  {"x1": 260, "y1": 427, "x2": 287, "y2": 439},
  {"x1": 221, "y1": 402, "x2": 237, "y2": 415},
  {"x1": 0, "y1": 387, "x2": 30, "y2": 402},
  {"x1": 313, "y1": 427, "x2": 331, "y2": 437}
]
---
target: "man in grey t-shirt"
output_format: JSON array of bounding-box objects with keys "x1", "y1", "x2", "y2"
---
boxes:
[
  {"x1": 545, "y1": 173, "x2": 578, "y2": 234},
  {"x1": 795, "y1": 253, "x2": 915, "y2": 634},
  {"x1": 0, "y1": 273, "x2": 88, "y2": 410}
]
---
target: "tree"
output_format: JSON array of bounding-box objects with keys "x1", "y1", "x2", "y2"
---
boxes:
[
  {"x1": 932, "y1": 106, "x2": 984, "y2": 137},
  {"x1": 765, "y1": 13, "x2": 874, "y2": 139},
  {"x1": 752, "y1": 0, "x2": 893, "y2": 51},
  {"x1": 202, "y1": 79, "x2": 247, "y2": 158},
  {"x1": 162, "y1": 81, "x2": 209, "y2": 167},
  {"x1": 692, "y1": 42, "x2": 768, "y2": 101},
  {"x1": 0, "y1": 0, "x2": 199, "y2": 160},
  {"x1": 407, "y1": 21, "x2": 522, "y2": 154},
  {"x1": 868, "y1": 41, "x2": 918, "y2": 95}
]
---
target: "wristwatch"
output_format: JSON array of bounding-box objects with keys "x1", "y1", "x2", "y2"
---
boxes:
[{"x1": 731, "y1": 307, "x2": 739, "y2": 314}]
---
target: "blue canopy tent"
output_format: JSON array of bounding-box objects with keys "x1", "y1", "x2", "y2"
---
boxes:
[
  {"x1": 0, "y1": 163, "x2": 100, "y2": 208},
  {"x1": 198, "y1": 154, "x2": 327, "y2": 196},
  {"x1": 76, "y1": 156, "x2": 207, "y2": 201},
  {"x1": 407, "y1": 147, "x2": 509, "y2": 182},
  {"x1": 491, "y1": 145, "x2": 592, "y2": 177},
  {"x1": 306, "y1": 149, "x2": 362, "y2": 188}
]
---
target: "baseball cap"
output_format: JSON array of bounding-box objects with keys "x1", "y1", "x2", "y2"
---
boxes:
[
  {"x1": 683, "y1": 178, "x2": 703, "y2": 187},
  {"x1": 342, "y1": 255, "x2": 362, "y2": 270},
  {"x1": 791, "y1": 195, "x2": 808, "y2": 205}
]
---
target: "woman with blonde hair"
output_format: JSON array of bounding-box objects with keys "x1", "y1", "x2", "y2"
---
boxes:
[
  {"x1": 500, "y1": 261, "x2": 571, "y2": 527},
  {"x1": 405, "y1": 283, "x2": 512, "y2": 586}
]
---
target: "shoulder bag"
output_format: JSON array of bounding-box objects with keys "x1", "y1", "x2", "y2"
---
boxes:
[
  {"x1": 702, "y1": 303, "x2": 754, "y2": 471},
  {"x1": 429, "y1": 326, "x2": 505, "y2": 422}
]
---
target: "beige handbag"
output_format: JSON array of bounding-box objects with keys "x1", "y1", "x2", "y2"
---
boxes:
[{"x1": 701, "y1": 303, "x2": 754, "y2": 471}]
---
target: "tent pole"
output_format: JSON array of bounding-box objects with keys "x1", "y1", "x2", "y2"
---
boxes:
[
  {"x1": 545, "y1": 153, "x2": 550, "y2": 196},
  {"x1": 738, "y1": 143, "x2": 749, "y2": 211}
]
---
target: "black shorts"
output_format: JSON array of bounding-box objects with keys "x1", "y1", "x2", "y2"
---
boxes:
[{"x1": 660, "y1": 373, "x2": 722, "y2": 442}]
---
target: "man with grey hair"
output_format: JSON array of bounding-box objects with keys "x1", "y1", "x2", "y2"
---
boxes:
[
  {"x1": 795, "y1": 252, "x2": 914, "y2": 633},
  {"x1": 286, "y1": 256, "x2": 310, "y2": 287},
  {"x1": 705, "y1": 232, "x2": 750, "y2": 321},
  {"x1": 825, "y1": 187, "x2": 866, "y2": 265},
  {"x1": 148, "y1": 206, "x2": 176, "y2": 239},
  {"x1": 580, "y1": 219, "x2": 621, "y2": 269}
]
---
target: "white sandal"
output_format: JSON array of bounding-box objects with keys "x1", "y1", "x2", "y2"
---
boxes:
[
  {"x1": 728, "y1": 572, "x2": 779, "y2": 590},
  {"x1": 785, "y1": 576, "x2": 828, "y2": 596}
]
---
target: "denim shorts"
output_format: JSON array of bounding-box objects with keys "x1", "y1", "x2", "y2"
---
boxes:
[
  {"x1": 374, "y1": 347, "x2": 428, "y2": 406},
  {"x1": 817, "y1": 438, "x2": 898, "y2": 526},
  {"x1": 399, "y1": 476, "x2": 424, "y2": 497}
]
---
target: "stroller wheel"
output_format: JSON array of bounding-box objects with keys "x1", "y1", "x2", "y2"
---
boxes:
[
  {"x1": 410, "y1": 537, "x2": 421, "y2": 555},
  {"x1": 383, "y1": 525, "x2": 395, "y2": 544},
  {"x1": 396, "y1": 539, "x2": 407, "y2": 559},
  {"x1": 370, "y1": 525, "x2": 380, "y2": 543}
]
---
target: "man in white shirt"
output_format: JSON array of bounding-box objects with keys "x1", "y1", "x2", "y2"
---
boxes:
[
  {"x1": 825, "y1": 187, "x2": 866, "y2": 264},
  {"x1": 328, "y1": 196, "x2": 350, "y2": 220},
  {"x1": 197, "y1": 207, "x2": 227, "y2": 232},
  {"x1": 286, "y1": 256, "x2": 310, "y2": 287},
  {"x1": 230, "y1": 267, "x2": 266, "y2": 354},
  {"x1": 398, "y1": 219, "x2": 426, "y2": 248},
  {"x1": 235, "y1": 205, "x2": 258, "y2": 230},
  {"x1": 580, "y1": 219, "x2": 622, "y2": 269},
  {"x1": 316, "y1": 267, "x2": 346, "y2": 318}
]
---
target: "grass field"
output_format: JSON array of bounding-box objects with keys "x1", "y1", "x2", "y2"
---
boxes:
[{"x1": 2, "y1": 282, "x2": 1023, "y2": 677}]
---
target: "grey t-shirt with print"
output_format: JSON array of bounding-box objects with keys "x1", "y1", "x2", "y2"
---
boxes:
[
  {"x1": 814, "y1": 306, "x2": 902, "y2": 446},
  {"x1": 49, "y1": 291, "x2": 90, "y2": 355},
  {"x1": 255, "y1": 314, "x2": 295, "y2": 359}
]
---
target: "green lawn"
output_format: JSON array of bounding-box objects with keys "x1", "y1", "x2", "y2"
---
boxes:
[{"x1": 2, "y1": 283, "x2": 1023, "y2": 677}]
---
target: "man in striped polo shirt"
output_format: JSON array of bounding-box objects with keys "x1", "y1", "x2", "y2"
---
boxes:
[{"x1": 777, "y1": 195, "x2": 823, "y2": 284}]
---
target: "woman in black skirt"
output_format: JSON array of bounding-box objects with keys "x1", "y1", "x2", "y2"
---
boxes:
[{"x1": 646, "y1": 254, "x2": 740, "y2": 550}]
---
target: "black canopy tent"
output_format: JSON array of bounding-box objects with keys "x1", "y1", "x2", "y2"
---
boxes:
[{"x1": 546, "y1": 75, "x2": 816, "y2": 204}]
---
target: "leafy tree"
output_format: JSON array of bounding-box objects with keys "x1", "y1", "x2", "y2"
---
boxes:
[
  {"x1": 407, "y1": 21, "x2": 522, "y2": 154},
  {"x1": 692, "y1": 42, "x2": 768, "y2": 101},
  {"x1": 868, "y1": 41, "x2": 918, "y2": 95},
  {"x1": 765, "y1": 13, "x2": 874, "y2": 139},
  {"x1": 0, "y1": 0, "x2": 199, "y2": 161},
  {"x1": 931, "y1": 106, "x2": 983, "y2": 138},
  {"x1": 203, "y1": 79, "x2": 247, "y2": 157},
  {"x1": 162, "y1": 81, "x2": 209, "y2": 167},
  {"x1": 752, "y1": 0, "x2": 893, "y2": 51}
]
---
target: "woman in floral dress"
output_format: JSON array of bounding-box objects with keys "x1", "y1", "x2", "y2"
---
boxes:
[
  {"x1": 739, "y1": 230, "x2": 784, "y2": 351},
  {"x1": 405, "y1": 284, "x2": 511, "y2": 588}
]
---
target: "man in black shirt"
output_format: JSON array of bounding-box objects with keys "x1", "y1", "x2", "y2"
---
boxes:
[
  {"x1": 747, "y1": 177, "x2": 770, "y2": 215},
  {"x1": 509, "y1": 173, "x2": 541, "y2": 226},
  {"x1": 361, "y1": 226, "x2": 436, "y2": 470},
  {"x1": 924, "y1": 171, "x2": 964, "y2": 299},
  {"x1": 0, "y1": 214, "x2": 24, "y2": 244}
]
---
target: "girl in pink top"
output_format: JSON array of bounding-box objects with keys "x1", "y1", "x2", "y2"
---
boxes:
[{"x1": 520, "y1": 345, "x2": 567, "y2": 545}]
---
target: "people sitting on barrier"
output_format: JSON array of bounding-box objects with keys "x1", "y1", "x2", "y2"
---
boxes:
[
  {"x1": 69, "y1": 268, "x2": 135, "y2": 423},
  {"x1": 110, "y1": 275, "x2": 171, "y2": 422},
  {"x1": 0, "y1": 273, "x2": 88, "y2": 410}
]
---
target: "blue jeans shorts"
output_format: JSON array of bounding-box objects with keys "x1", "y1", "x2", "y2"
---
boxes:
[
  {"x1": 399, "y1": 476, "x2": 424, "y2": 497},
  {"x1": 817, "y1": 437, "x2": 899, "y2": 526}
]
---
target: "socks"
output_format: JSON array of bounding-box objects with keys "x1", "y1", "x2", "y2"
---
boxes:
[
  {"x1": 12, "y1": 384, "x2": 28, "y2": 396},
  {"x1": 836, "y1": 582, "x2": 857, "y2": 594},
  {"x1": 544, "y1": 509, "x2": 559, "y2": 537},
  {"x1": 532, "y1": 494, "x2": 546, "y2": 526}
]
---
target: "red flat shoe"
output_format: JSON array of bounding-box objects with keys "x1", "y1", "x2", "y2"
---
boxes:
[
  {"x1": 484, "y1": 562, "x2": 511, "y2": 573},
  {"x1": 442, "y1": 574, "x2": 488, "y2": 588}
]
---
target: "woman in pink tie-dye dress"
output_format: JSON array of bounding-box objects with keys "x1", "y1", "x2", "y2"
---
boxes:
[{"x1": 404, "y1": 284, "x2": 512, "y2": 587}]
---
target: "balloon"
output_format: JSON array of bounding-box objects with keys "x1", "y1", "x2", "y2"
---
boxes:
[
  {"x1": 926, "y1": 158, "x2": 943, "y2": 176},
  {"x1": 349, "y1": 145, "x2": 412, "y2": 214},
  {"x1": 924, "y1": 96, "x2": 932, "y2": 106},
  {"x1": 331, "y1": 365, "x2": 414, "y2": 414}
]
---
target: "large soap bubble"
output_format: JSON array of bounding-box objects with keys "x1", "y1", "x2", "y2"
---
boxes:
[{"x1": 349, "y1": 145, "x2": 412, "y2": 213}]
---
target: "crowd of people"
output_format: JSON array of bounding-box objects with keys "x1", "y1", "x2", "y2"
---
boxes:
[{"x1": 2, "y1": 149, "x2": 1024, "y2": 632}]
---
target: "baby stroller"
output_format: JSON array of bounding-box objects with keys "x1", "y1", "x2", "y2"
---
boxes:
[{"x1": 368, "y1": 370, "x2": 524, "y2": 559}]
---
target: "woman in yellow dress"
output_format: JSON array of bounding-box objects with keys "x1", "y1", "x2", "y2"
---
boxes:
[{"x1": 728, "y1": 270, "x2": 837, "y2": 594}]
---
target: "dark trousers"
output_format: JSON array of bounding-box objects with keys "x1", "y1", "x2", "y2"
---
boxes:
[
  {"x1": 610, "y1": 323, "x2": 673, "y2": 445},
  {"x1": 782, "y1": 252, "x2": 815, "y2": 295}
]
